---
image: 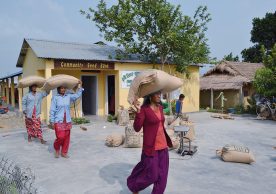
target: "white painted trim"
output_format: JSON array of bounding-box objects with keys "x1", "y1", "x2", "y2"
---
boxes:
[{"x1": 81, "y1": 74, "x2": 99, "y2": 115}]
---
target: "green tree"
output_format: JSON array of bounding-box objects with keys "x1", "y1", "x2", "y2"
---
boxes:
[
  {"x1": 223, "y1": 52, "x2": 239, "y2": 62},
  {"x1": 242, "y1": 11, "x2": 276, "y2": 62},
  {"x1": 253, "y1": 43, "x2": 276, "y2": 96},
  {"x1": 81, "y1": 0, "x2": 211, "y2": 73}
]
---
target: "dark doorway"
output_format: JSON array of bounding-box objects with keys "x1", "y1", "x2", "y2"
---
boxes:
[
  {"x1": 82, "y1": 76, "x2": 97, "y2": 115},
  {"x1": 107, "y1": 75, "x2": 115, "y2": 115}
]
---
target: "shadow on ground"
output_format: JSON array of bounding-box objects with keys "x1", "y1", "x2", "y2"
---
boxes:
[
  {"x1": 270, "y1": 156, "x2": 276, "y2": 162},
  {"x1": 99, "y1": 162, "x2": 152, "y2": 194}
]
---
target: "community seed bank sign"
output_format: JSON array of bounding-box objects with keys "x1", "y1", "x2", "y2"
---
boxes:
[
  {"x1": 54, "y1": 60, "x2": 115, "y2": 70},
  {"x1": 121, "y1": 71, "x2": 140, "y2": 88}
]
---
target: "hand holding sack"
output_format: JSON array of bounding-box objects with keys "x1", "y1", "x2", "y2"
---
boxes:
[{"x1": 18, "y1": 76, "x2": 46, "y2": 88}]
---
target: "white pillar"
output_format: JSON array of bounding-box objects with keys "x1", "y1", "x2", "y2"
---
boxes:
[
  {"x1": 18, "y1": 75, "x2": 23, "y2": 111},
  {"x1": 210, "y1": 88, "x2": 214, "y2": 109},
  {"x1": 239, "y1": 87, "x2": 244, "y2": 105}
]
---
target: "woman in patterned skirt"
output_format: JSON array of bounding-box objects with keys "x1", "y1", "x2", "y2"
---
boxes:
[
  {"x1": 22, "y1": 84, "x2": 49, "y2": 144},
  {"x1": 50, "y1": 80, "x2": 83, "y2": 158}
]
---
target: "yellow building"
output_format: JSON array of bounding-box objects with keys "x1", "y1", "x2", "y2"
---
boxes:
[
  {"x1": 200, "y1": 61, "x2": 264, "y2": 110},
  {"x1": 11, "y1": 38, "x2": 200, "y2": 123}
]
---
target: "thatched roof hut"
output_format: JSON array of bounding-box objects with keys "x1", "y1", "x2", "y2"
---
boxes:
[{"x1": 201, "y1": 61, "x2": 264, "y2": 90}]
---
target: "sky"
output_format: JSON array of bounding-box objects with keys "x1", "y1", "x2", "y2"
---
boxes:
[{"x1": 0, "y1": 0, "x2": 275, "y2": 77}]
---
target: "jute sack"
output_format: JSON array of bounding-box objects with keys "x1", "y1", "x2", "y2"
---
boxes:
[
  {"x1": 167, "y1": 117, "x2": 180, "y2": 130},
  {"x1": 117, "y1": 106, "x2": 130, "y2": 126},
  {"x1": 124, "y1": 122, "x2": 142, "y2": 148},
  {"x1": 42, "y1": 74, "x2": 79, "y2": 91},
  {"x1": 18, "y1": 76, "x2": 46, "y2": 88},
  {"x1": 128, "y1": 69, "x2": 183, "y2": 105},
  {"x1": 216, "y1": 145, "x2": 255, "y2": 164},
  {"x1": 105, "y1": 134, "x2": 125, "y2": 147},
  {"x1": 170, "y1": 136, "x2": 180, "y2": 150}
]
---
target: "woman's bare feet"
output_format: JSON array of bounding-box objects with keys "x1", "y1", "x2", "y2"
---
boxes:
[
  {"x1": 28, "y1": 136, "x2": 32, "y2": 142},
  {"x1": 55, "y1": 150, "x2": 60, "y2": 158},
  {"x1": 61, "y1": 153, "x2": 69, "y2": 158},
  {"x1": 40, "y1": 139, "x2": 47, "y2": 144}
]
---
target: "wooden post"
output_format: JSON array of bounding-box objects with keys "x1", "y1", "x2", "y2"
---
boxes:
[
  {"x1": 0, "y1": 82, "x2": 3, "y2": 96},
  {"x1": 5, "y1": 78, "x2": 10, "y2": 105},
  {"x1": 11, "y1": 77, "x2": 15, "y2": 107},
  {"x1": 239, "y1": 87, "x2": 244, "y2": 105},
  {"x1": 210, "y1": 88, "x2": 214, "y2": 109},
  {"x1": 18, "y1": 75, "x2": 23, "y2": 112}
]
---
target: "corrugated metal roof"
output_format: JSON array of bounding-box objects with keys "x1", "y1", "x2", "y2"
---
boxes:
[
  {"x1": 16, "y1": 38, "x2": 202, "y2": 68},
  {"x1": 0, "y1": 71, "x2": 22, "y2": 81},
  {"x1": 26, "y1": 38, "x2": 142, "y2": 61}
]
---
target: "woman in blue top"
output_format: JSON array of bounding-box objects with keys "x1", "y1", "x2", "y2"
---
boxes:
[
  {"x1": 50, "y1": 80, "x2": 84, "y2": 158},
  {"x1": 22, "y1": 84, "x2": 49, "y2": 144}
]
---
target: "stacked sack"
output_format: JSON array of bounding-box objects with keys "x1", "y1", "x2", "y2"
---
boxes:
[
  {"x1": 117, "y1": 106, "x2": 130, "y2": 126},
  {"x1": 124, "y1": 120, "x2": 142, "y2": 148}
]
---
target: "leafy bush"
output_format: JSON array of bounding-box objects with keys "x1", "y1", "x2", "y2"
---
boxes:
[
  {"x1": 235, "y1": 104, "x2": 245, "y2": 114},
  {"x1": 107, "y1": 114, "x2": 113, "y2": 122},
  {"x1": 245, "y1": 96, "x2": 257, "y2": 114},
  {"x1": 72, "y1": 117, "x2": 90, "y2": 125}
]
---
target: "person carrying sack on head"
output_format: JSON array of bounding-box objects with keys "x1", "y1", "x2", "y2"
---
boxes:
[
  {"x1": 22, "y1": 84, "x2": 49, "y2": 144},
  {"x1": 49, "y1": 80, "x2": 83, "y2": 158},
  {"x1": 127, "y1": 91, "x2": 173, "y2": 194}
]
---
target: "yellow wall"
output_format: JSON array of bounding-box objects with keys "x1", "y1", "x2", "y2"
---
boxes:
[
  {"x1": 20, "y1": 52, "x2": 200, "y2": 122},
  {"x1": 115, "y1": 63, "x2": 200, "y2": 113}
]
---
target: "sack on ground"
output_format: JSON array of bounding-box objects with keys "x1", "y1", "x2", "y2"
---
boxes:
[
  {"x1": 117, "y1": 106, "x2": 130, "y2": 126},
  {"x1": 124, "y1": 122, "x2": 142, "y2": 148},
  {"x1": 18, "y1": 76, "x2": 46, "y2": 88},
  {"x1": 42, "y1": 74, "x2": 79, "y2": 91},
  {"x1": 128, "y1": 69, "x2": 183, "y2": 104},
  {"x1": 105, "y1": 134, "x2": 125, "y2": 147},
  {"x1": 216, "y1": 145, "x2": 255, "y2": 164}
]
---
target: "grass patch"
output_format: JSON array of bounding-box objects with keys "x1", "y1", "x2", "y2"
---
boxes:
[
  {"x1": 72, "y1": 117, "x2": 90, "y2": 125},
  {"x1": 0, "y1": 176, "x2": 18, "y2": 194}
]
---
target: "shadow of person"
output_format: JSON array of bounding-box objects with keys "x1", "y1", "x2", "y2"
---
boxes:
[
  {"x1": 99, "y1": 162, "x2": 152, "y2": 194},
  {"x1": 47, "y1": 140, "x2": 55, "y2": 153}
]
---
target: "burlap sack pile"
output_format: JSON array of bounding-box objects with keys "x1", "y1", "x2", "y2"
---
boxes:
[
  {"x1": 105, "y1": 133, "x2": 125, "y2": 147},
  {"x1": 216, "y1": 145, "x2": 255, "y2": 164},
  {"x1": 18, "y1": 76, "x2": 46, "y2": 88},
  {"x1": 124, "y1": 121, "x2": 142, "y2": 148},
  {"x1": 42, "y1": 74, "x2": 79, "y2": 91},
  {"x1": 128, "y1": 69, "x2": 183, "y2": 104},
  {"x1": 117, "y1": 106, "x2": 130, "y2": 126}
]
